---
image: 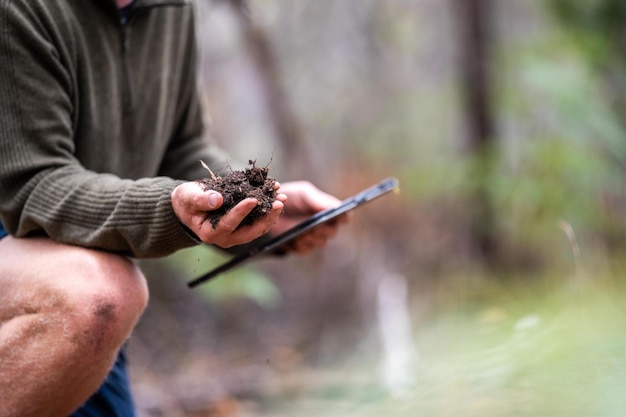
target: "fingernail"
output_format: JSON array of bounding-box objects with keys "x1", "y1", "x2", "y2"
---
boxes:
[{"x1": 209, "y1": 192, "x2": 219, "y2": 208}]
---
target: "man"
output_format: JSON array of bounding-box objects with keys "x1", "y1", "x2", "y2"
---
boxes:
[{"x1": 0, "y1": 0, "x2": 345, "y2": 416}]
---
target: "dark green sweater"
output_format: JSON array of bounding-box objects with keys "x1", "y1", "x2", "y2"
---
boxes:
[{"x1": 0, "y1": 0, "x2": 232, "y2": 257}]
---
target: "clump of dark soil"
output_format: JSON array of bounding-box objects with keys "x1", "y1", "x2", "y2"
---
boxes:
[{"x1": 198, "y1": 160, "x2": 277, "y2": 228}]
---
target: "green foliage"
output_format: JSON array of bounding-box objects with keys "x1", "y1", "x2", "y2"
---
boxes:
[
  {"x1": 347, "y1": 0, "x2": 626, "y2": 265},
  {"x1": 492, "y1": 140, "x2": 608, "y2": 245},
  {"x1": 162, "y1": 245, "x2": 281, "y2": 309},
  {"x1": 547, "y1": 0, "x2": 626, "y2": 68},
  {"x1": 433, "y1": 10, "x2": 626, "y2": 257},
  {"x1": 543, "y1": 0, "x2": 626, "y2": 165},
  {"x1": 404, "y1": 138, "x2": 611, "y2": 257}
]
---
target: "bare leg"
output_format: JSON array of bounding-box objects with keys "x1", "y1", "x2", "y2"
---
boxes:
[{"x1": 0, "y1": 237, "x2": 149, "y2": 417}]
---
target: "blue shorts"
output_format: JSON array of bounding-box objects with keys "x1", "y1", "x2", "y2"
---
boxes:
[
  {"x1": 70, "y1": 347, "x2": 136, "y2": 417},
  {"x1": 0, "y1": 221, "x2": 7, "y2": 239},
  {"x1": 0, "y1": 221, "x2": 136, "y2": 417}
]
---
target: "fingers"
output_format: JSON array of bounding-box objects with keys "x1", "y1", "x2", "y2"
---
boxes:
[
  {"x1": 278, "y1": 181, "x2": 342, "y2": 216},
  {"x1": 214, "y1": 198, "x2": 261, "y2": 233},
  {"x1": 275, "y1": 192, "x2": 288, "y2": 204},
  {"x1": 198, "y1": 198, "x2": 285, "y2": 248},
  {"x1": 172, "y1": 182, "x2": 285, "y2": 248},
  {"x1": 287, "y1": 222, "x2": 341, "y2": 254},
  {"x1": 173, "y1": 180, "x2": 345, "y2": 251}
]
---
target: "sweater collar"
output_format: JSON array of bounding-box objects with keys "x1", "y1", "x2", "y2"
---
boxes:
[
  {"x1": 131, "y1": 0, "x2": 190, "y2": 6},
  {"x1": 104, "y1": 0, "x2": 190, "y2": 9}
]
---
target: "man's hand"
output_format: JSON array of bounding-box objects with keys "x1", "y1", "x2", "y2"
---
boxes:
[
  {"x1": 270, "y1": 181, "x2": 350, "y2": 254},
  {"x1": 171, "y1": 182, "x2": 286, "y2": 248}
]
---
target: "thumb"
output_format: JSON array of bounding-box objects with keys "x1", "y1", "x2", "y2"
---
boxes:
[
  {"x1": 205, "y1": 190, "x2": 223, "y2": 210},
  {"x1": 172, "y1": 182, "x2": 223, "y2": 216}
]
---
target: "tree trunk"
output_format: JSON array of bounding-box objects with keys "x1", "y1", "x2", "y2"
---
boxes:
[
  {"x1": 225, "y1": 0, "x2": 315, "y2": 179},
  {"x1": 454, "y1": 0, "x2": 499, "y2": 266}
]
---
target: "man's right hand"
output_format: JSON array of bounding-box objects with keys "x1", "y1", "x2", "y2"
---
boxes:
[{"x1": 171, "y1": 182, "x2": 286, "y2": 248}]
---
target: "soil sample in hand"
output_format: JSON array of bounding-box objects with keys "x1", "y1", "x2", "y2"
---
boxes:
[{"x1": 198, "y1": 160, "x2": 278, "y2": 228}]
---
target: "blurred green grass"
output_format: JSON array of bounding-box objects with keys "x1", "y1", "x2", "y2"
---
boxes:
[{"x1": 257, "y1": 265, "x2": 626, "y2": 417}]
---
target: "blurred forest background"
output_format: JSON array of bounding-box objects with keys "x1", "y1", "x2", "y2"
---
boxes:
[{"x1": 130, "y1": 0, "x2": 626, "y2": 416}]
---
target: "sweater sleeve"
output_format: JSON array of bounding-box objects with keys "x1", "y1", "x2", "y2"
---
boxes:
[{"x1": 0, "y1": 1, "x2": 199, "y2": 258}]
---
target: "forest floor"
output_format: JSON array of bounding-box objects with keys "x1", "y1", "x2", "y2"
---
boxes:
[{"x1": 131, "y1": 254, "x2": 626, "y2": 417}]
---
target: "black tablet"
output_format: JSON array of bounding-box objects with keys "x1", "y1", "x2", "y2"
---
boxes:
[{"x1": 187, "y1": 176, "x2": 399, "y2": 288}]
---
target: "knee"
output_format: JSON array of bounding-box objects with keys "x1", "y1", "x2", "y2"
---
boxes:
[{"x1": 55, "y1": 249, "x2": 149, "y2": 353}]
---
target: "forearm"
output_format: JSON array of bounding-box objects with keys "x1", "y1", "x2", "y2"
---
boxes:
[{"x1": 0, "y1": 163, "x2": 198, "y2": 257}]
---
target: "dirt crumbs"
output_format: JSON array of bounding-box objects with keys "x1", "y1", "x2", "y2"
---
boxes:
[{"x1": 198, "y1": 160, "x2": 278, "y2": 228}]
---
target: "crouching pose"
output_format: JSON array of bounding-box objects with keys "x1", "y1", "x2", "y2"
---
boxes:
[{"x1": 0, "y1": 1, "x2": 345, "y2": 416}]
